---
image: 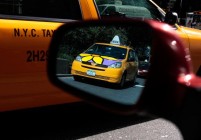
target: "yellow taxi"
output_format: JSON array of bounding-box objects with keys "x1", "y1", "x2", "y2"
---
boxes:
[{"x1": 71, "y1": 37, "x2": 138, "y2": 88}]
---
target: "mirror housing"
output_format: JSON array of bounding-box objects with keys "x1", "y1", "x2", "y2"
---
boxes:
[
  {"x1": 47, "y1": 19, "x2": 201, "y2": 116},
  {"x1": 164, "y1": 11, "x2": 178, "y2": 25}
]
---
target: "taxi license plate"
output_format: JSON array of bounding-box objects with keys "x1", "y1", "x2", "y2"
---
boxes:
[{"x1": 86, "y1": 70, "x2": 96, "y2": 76}]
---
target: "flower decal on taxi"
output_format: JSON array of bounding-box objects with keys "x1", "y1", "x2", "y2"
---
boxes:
[{"x1": 80, "y1": 53, "x2": 119, "y2": 66}]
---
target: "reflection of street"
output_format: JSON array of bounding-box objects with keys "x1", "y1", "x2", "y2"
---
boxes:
[{"x1": 58, "y1": 76, "x2": 145, "y2": 105}]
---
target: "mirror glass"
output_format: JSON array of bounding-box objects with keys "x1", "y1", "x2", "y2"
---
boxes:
[{"x1": 55, "y1": 23, "x2": 153, "y2": 105}]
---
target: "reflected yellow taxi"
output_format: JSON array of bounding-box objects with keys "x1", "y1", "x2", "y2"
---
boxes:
[{"x1": 71, "y1": 42, "x2": 139, "y2": 88}]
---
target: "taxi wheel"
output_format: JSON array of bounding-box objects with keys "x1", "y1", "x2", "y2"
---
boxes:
[
  {"x1": 73, "y1": 75, "x2": 82, "y2": 81},
  {"x1": 131, "y1": 72, "x2": 137, "y2": 86},
  {"x1": 118, "y1": 73, "x2": 126, "y2": 88}
]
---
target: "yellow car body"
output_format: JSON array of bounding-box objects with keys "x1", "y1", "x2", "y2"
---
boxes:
[
  {"x1": 175, "y1": 24, "x2": 201, "y2": 75},
  {"x1": 71, "y1": 43, "x2": 138, "y2": 87},
  {"x1": 0, "y1": 0, "x2": 99, "y2": 112}
]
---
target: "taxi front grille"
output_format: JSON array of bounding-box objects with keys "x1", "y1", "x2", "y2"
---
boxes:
[
  {"x1": 82, "y1": 62, "x2": 108, "y2": 68},
  {"x1": 82, "y1": 61, "x2": 91, "y2": 65},
  {"x1": 81, "y1": 65, "x2": 105, "y2": 71},
  {"x1": 96, "y1": 64, "x2": 108, "y2": 68},
  {"x1": 75, "y1": 71, "x2": 109, "y2": 80}
]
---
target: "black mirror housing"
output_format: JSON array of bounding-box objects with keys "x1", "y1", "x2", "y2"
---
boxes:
[{"x1": 164, "y1": 11, "x2": 178, "y2": 25}]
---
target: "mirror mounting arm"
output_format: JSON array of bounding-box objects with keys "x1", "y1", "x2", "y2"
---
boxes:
[{"x1": 164, "y1": 11, "x2": 178, "y2": 25}]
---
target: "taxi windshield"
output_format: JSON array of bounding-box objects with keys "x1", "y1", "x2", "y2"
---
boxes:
[
  {"x1": 95, "y1": 0, "x2": 164, "y2": 21},
  {"x1": 85, "y1": 44, "x2": 127, "y2": 59}
]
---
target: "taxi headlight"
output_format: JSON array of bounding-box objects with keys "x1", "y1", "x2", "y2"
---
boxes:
[
  {"x1": 75, "y1": 55, "x2": 82, "y2": 62},
  {"x1": 108, "y1": 62, "x2": 122, "y2": 68}
]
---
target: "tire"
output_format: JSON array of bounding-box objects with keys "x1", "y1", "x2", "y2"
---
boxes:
[
  {"x1": 118, "y1": 73, "x2": 126, "y2": 89},
  {"x1": 73, "y1": 75, "x2": 82, "y2": 81},
  {"x1": 130, "y1": 72, "x2": 137, "y2": 86}
]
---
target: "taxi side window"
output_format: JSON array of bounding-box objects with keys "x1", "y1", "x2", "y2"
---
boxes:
[
  {"x1": 0, "y1": 0, "x2": 82, "y2": 20},
  {"x1": 128, "y1": 50, "x2": 137, "y2": 62}
]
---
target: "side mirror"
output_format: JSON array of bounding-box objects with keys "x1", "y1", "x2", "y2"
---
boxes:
[
  {"x1": 47, "y1": 19, "x2": 201, "y2": 138},
  {"x1": 164, "y1": 11, "x2": 178, "y2": 25}
]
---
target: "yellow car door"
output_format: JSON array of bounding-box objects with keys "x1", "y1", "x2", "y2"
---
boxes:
[
  {"x1": 175, "y1": 24, "x2": 201, "y2": 75},
  {"x1": 126, "y1": 49, "x2": 138, "y2": 82},
  {"x1": 0, "y1": 0, "x2": 99, "y2": 112}
]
